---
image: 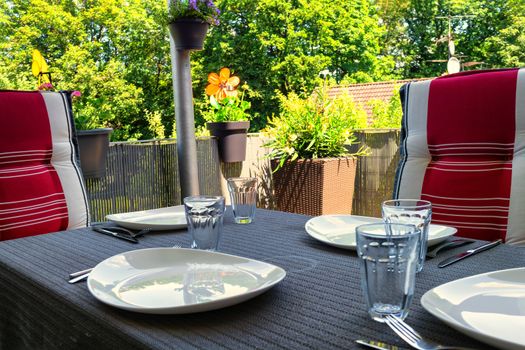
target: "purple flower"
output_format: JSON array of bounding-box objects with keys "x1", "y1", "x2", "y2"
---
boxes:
[{"x1": 189, "y1": 0, "x2": 197, "y2": 10}]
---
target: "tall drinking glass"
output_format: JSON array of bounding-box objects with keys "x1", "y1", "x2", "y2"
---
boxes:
[
  {"x1": 227, "y1": 177, "x2": 257, "y2": 224},
  {"x1": 382, "y1": 199, "x2": 432, "y2": 272},
  {"x1": 356, "y1": 223, "x2": 420, "y2": 322},
  {"x1": 184, "y1": 196, "x2": 225, "y2": 251}
]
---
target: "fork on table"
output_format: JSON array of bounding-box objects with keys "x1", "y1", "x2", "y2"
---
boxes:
[{"x1": 383, "y1": 315, "x2": 478, "y2": 350}]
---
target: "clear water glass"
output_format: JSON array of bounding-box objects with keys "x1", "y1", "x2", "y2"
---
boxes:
[
  {"x1": 227, "y1": 177, "x2": 257, "y2": 224},
  {"x1": 382, "y1": 199, "x2": 432, "y2": 272},
  {"x1": 183, "y1": 196, "x2": 225, "y2": 251},
  {"x1": 356, "y1": 223, "x2": 420, "y2": 322}
]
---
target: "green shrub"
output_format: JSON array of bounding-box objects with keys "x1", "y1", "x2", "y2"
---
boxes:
[
  {"x1": 264, "y1": 89, "x2": 367, "y2": 170},
  {"x1": 369, "y1": 88, "x2": 403, "y2": 129}
]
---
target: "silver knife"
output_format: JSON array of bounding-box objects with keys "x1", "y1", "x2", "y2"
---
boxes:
[
  {"x1": 92, "y1": 227, "x2": 139, "y2": 243},
  {"x1": 438, "y1": 239, "x2": 502, "y2": 268},
  {"x1": 355, "y1": 339, "x2": 399, "y2": 350}
]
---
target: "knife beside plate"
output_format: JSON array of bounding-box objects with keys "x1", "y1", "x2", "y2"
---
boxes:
[{"x1": 438, "y1": 239, "x2": 502, "y2": 268}]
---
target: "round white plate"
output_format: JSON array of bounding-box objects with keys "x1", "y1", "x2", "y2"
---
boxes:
[
  {"x1": 421, "y1": 268, "x2": 525, "y2": 350},
  {"x1": 106, "y1": 205, "x2": 187, "y2": 231},
  {"x1": 304, "y1": 215, "x2": 457, "y2": 250},
  {"x1": 87, "y1": 248, "x2": 286, "y2": 314}
]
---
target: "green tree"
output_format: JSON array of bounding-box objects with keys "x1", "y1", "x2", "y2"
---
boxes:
[
  {"x1": 0, "y1": 0, "x2": 172, "y2": 140},
  {"x1": 194, "y1": 0, "x2": 395, "y2": 129}
]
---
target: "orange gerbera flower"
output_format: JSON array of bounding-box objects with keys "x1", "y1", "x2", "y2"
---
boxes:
[{"x1": 205, "y1": 67, "x2": 240, "y2": 101}]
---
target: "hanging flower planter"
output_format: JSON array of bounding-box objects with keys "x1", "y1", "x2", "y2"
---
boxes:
[
  {"x1": 168, "y1": 18, "x2": 210, "y2": 50},
  {"x1": 207, "y1": 121, "x2": 250, "y2": 162},
  {"x1": 77, "y1": 128, "x2": 113, "y2": 178}
]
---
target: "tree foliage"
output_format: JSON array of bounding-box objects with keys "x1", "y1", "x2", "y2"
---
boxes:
[{"x1": 0, "y1": 0, "x2": 524, "y2": 140}]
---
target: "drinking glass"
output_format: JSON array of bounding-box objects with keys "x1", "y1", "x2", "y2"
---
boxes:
[
  {"x1": 227, "y1": 177, "x2": 257, "y2": 224},
  {"x1": 382, "y1": 199, "x2": 432, "y2": 272},
  {"x1": 356, "y1": 223, "x2": 420, "y2": 322},
  {"x1": 183, "y1": 196, "x2": 225, "y2": 251}
]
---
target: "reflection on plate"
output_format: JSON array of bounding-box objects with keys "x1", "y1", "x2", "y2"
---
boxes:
[
  {"x1": 87, "y1": 248, "x2": 286, "y2": 314},
  {"x1": 106, "y1": 205, "x2": 187, "y2": 230},
  {"x1": 304, "y1": 215, "x2": 457, "y2": 250},
  {"x1": 421, "y1": 268, "x2": 525, "y2": 350}
]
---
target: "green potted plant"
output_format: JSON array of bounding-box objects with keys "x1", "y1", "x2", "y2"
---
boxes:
[
  {"x1": 264, "y1": 89, "x2": 368, "y2": 216},
  {"x1": 203, "y1": 67, "x2": 251, "y2": 162},
  {"x1": 167, "y1": 0, "x2": 220, "y2": 50}
]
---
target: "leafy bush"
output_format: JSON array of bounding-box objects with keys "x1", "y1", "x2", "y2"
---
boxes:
[
  {"x1": 368, "y1": 89, "x2": 402, "y2": 129},
  {"x1": 202, "y1": 95, "x2": 251, "y2": 122},
  {"x1": 264, "y1": 89, "x2": 368, "y2": 170}
]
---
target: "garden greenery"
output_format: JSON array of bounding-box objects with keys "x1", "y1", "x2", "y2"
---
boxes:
[
  {"x1": 0, "y1": 1, "x2": 524, "y2": 140},
  {"x1": 264, "y1": 89, "x2": 368, "y2": 170},
  {"x1": 368, "y1": 88, "x2": 403, "y2": 129},
  {"x1": 202, "y1": 95, "x2": 251, "y2": 123},
  {"x1": 167, "y1": 0, "x2": 220, "y2": 25}
]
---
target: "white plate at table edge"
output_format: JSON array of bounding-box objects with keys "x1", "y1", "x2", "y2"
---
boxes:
[
  {"x1": 421, "y1": 267, "x2": 525, "y2": 350},
  {"x1": 87, "y1": 247, "x2": 286, "y2": 314},
  {"x1": 304, "y1": 214, "x2": 457, "y2": 250},
  {"x1": 106, "y1": 205, "x2": 187, "y2": 230}
]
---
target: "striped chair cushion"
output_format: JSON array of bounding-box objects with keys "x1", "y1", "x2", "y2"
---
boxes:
[
  {"x1": 394, "y1": 68, "x2": 525, "y2": 245},
  {"x1": 0, "y1": 91, "x2": 89, "y2": 240}
]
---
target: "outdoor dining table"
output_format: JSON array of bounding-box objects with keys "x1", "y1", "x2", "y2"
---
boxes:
[{"x1": 0, "y1": 208, "x2": 520, "y2": 350}]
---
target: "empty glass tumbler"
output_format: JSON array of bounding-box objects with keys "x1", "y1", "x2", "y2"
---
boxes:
[
  {"x1": 184, "y1": 196, "x2": 225, "y2": 251},
  {"x1": 227, "y1": 177, "x2": 257, "y2": 224},
  {"x1": 382, "y1": 199, "x2": 432, "y2": 272},
  {"x1": 356, "y1": 223, "x2": 420, "y2": 322}
]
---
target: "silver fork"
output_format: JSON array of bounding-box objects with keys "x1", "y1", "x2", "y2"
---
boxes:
[{"x1": 384, "y1": 315, "x2": 478, "y2": 350}]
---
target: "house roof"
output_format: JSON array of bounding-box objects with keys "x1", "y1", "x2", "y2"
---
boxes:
[{"x1": 328, "y1": 78, "x2": 431, "y2": 117}]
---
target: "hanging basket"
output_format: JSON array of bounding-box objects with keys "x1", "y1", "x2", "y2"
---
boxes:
[
  {"x1": 168, "y1": 18, "x2": 209, "y2": 50},
  {"x1": 77, "y1": 128, "x2": 113, "y2": 178},
  {"x1": 207, "y1": 121, "x2": 250, "y2": 163}
]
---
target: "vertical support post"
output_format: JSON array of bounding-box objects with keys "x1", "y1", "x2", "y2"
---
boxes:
[{"x1": 168, "y1": 15, "x2": 200, "y2": 199}]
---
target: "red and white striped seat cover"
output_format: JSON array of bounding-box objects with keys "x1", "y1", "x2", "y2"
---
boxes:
[
  {"x1": 394, "y1": 68, "x2": 525, "y2": 245},
  {"x1": 0, "y1": 91, "x2": 89, "y2": 240}
]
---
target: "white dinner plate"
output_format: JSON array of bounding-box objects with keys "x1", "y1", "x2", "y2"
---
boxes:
[
  {"x1": 304, "y1": 215, "x2": 457, "y2": 250},
  {"x1": 106, "y1": 205, "x2": 187, "y2": 231},
  {"x1": 421, "y1": 268, "x2": 525, "y2": 350},
  {"x1": 87, "y1": 248, "x2": 286, "y2": 314}
]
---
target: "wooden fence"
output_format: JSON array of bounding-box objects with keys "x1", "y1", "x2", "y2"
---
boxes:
[{"x1": 85, "y1": 130, "x2": 400, "y2": 222}]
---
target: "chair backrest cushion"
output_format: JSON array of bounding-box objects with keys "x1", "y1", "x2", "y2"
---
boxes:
[
  {"x1": 0, "y1": 91, "x2": 89, "y2": 240},
  {"x1": 394, "y1": 68, "x2": 525, "y2": 244}
]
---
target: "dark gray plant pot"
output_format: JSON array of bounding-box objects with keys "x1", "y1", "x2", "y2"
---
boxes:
[
  {"x1": 207, "y1": 121, "x2": 250, "y2": 163},
  {"x1": 77, "y1": 128, "x2": 113, "y2": 178},
  {"x1": 168, "y1": 19, "x2": 209, "y2": 50}
]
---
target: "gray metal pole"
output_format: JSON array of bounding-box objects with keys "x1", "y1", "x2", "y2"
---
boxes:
[{"x1": 168, "y1": 20, "x2": 200, "y2": 199}]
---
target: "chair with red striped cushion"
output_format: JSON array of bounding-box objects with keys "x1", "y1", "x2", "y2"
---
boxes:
[
  {"x1": 0, "y1": 91, "x2": 90, "y2": 240},
  {"x1": 394, "y1": 68, "x2": 525, "y2": 245}
]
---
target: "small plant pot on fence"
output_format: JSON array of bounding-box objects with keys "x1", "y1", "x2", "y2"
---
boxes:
[
  {"x1": 77, "y1": 128, "x2": 113, "y2": 178},
  {"x1": 168, "y1": 19, "x2": 209, "y2": 50},
  {"x1": 207, "y1": 121, "x2": 250, "y2": 163},
  {"x1": 271, "y1": 157, "x2": 357, "y2": 216}
]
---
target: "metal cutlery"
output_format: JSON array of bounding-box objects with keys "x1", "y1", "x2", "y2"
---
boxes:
[
  {"x1": 69, "y1": 268, "x2": 93, "y2": 278},
  {"x1": 68, "y1": 272, "x2": 91, "y2": 284},
  {"x1": 384, "y1": 314, "x2": 478, "y2": 350},
  {"x1": 98, "y1": 226, "x2": 150, "y2": 239},
  {"x1": 92, "y1": 226, "x2": 139, "y2": 243},
  {"x1": 355, "y1": 339, "x2": 400, "y2": 350},
  {"x1": 426, "y1": 238, "x2": 476, "y2": 259},
  {"x1": 438, "y1": 239, "x2": 502, "y2": 268}
]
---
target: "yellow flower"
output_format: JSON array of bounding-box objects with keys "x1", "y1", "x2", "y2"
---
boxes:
[{"x1": 205, "y1": 67, "x2": 240, "y2": 101}]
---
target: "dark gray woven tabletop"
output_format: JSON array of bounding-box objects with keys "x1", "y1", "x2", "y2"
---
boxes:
[{"x1": 0, "y1": 208, "x2": 523, "y2": 350}]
